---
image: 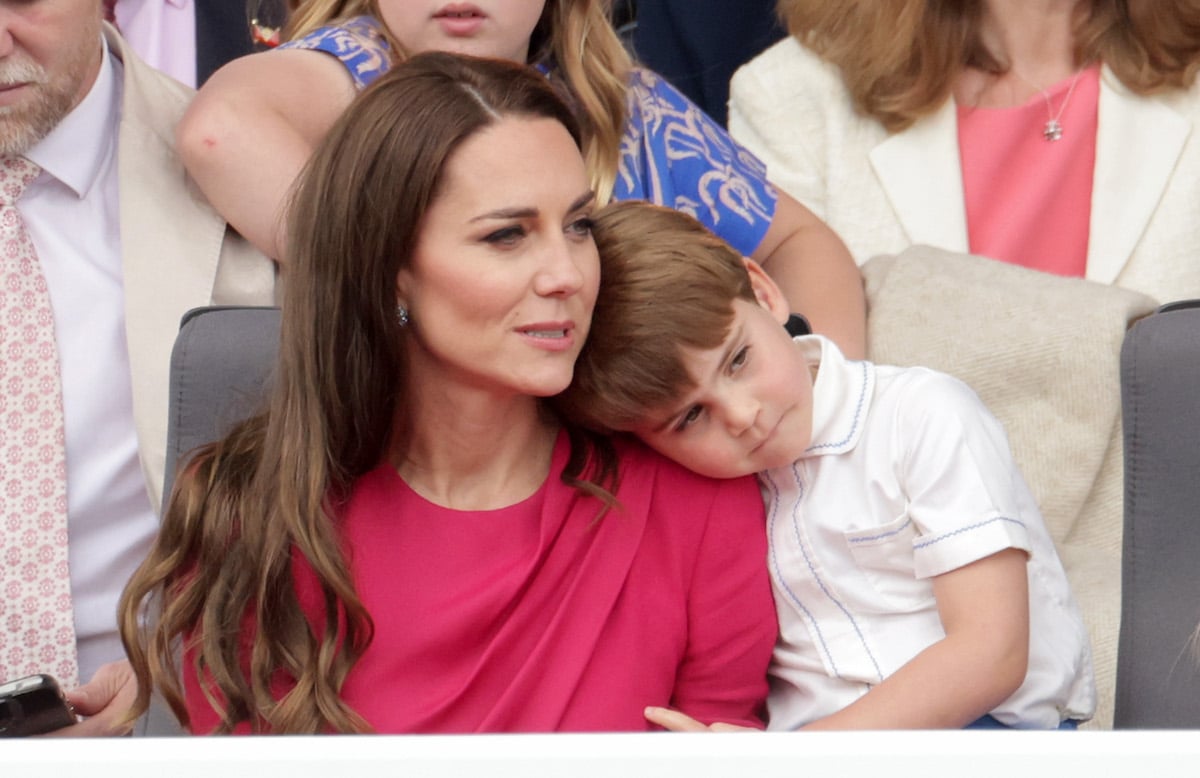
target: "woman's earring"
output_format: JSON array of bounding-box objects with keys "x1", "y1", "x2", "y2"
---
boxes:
[{"x1": 396, "y1": 303, "x2": 410, "y2": 328}]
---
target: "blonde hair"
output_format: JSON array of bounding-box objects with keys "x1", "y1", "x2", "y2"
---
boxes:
[
  {"x1": 779, "y1": 0, "x2": 1200, "y2": 132},
  {"x1": 278, "y1": 0, "x2": 631, "y2": 200},
  {"x1": 554, "y1": 201, "x2": 757, "y2": 432},
  {"x1": 120, "y1": 52, "x2": 616, "y2": 734}
]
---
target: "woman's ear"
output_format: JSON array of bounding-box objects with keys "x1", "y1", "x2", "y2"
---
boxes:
[
  {"x1": 395, "y1": 267, "x2": 413, "y2": 308},
  {"x1": 741, "y1": 257, "x2": 791, "y2": 325}
]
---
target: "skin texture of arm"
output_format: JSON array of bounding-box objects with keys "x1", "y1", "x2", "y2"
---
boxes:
[
  {"x1": 647, "y1": 547, "x2": 1030, "y2": 731},
  {"x1": 175, "y1": 48, "x2": 359, "y2": 261},
  {"x1": 751, "y1": 191, "x2": 865, "y2": 359},
  {"x1": 800, "y1": 547, "x2": 1030, "y2": 730}
]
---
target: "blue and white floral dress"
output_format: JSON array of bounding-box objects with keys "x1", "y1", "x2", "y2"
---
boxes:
[{"x1": 282, "y1": 15, "x2": 778, "y2": 257}]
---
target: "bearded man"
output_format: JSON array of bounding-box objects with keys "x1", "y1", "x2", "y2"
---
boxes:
[{"x1": 0, "y1": 3, "x2": 274, "y2": 735}]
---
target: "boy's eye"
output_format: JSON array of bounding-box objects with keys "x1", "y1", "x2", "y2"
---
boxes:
[
  {"x1": 483, "y1": 225, "x2": 526, "y2": 246},
  {"x1": 730, "y1": 345, "x2": 750, "y2": 372},
  {"x1": 676, "y1": 405, "x2": 703, "y2": 431}
]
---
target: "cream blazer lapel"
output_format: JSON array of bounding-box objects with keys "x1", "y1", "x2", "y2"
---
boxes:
[
  {"x1": 868, "y1": 66, "x2": 1190, "y2": 286},
  {"x1": 868, "y1": 99, "x2": 970, "y2": 253},
  {"x1": 1089, "y1": 67, "x2": 1190, "y2": 286},
  {"x1": 108, "y1": 27, "x2": 233, "y2": 511}
]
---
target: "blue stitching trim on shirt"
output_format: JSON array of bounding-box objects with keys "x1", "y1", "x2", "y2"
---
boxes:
[
  {"x1": 847, "y1": 518, "x2": 914, "y2": 544},
  {"x1": 764, "y1": 463, "x2": 884, "y2": 683},
  {"x1": 806, "y1": 360, "x2": 869, "y2": 453},
  {"x1": 763, "y1": 469, "x2": 839, "y2": 677},
  {"x1": 912, "y1": 516, "x2": 1026, "y2": 550}
]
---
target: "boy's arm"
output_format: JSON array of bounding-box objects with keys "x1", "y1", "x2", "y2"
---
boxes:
[
  {"x1": 801, "y1": 547, "x2": 1029, "y2": 730},
  {"x1": 648, "y1": 547, "x2": 1029, "y2": 732}
]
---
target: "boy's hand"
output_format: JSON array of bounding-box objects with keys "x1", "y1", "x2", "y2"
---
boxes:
[{"x1": 644, "y1": 706, "x2": 759, "y2": 732}]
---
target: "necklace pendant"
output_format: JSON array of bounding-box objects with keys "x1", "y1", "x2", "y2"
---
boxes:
[{"x1": 1043, "y1": 119, "x2": 1063, "y2": 141}]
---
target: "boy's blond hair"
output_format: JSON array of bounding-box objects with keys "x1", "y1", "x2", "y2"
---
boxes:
[{"x1": 556, "y1": 201, "x2": 757, "y2": 432}]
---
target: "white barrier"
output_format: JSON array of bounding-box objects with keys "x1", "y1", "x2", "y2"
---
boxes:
[{"x1": 7, "y1": 731, "x2": 1200, "y2": 777}]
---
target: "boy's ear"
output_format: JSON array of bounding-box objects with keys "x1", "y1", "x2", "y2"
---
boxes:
[{"x1": 741, "y1": 257, "x2": 791, "y2": 325}]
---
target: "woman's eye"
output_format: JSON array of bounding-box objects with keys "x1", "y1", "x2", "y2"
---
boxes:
[
  {"x1": 484, "y1": 225, "x2": 525, "y2": 246},
  {"x1": 566, "y1": 216, "x2": 594, "y2": 238},
  {"x1": 676, "y1": 405, "x2": 703, "y2": 431}
]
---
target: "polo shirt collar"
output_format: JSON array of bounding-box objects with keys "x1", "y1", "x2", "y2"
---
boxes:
[{"x1": 800, "y1": 334, "x2": 875, "y2": 458}]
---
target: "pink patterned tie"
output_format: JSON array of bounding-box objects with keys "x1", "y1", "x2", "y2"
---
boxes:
[{"x1": 0, "y1": 156, "x2": 77, "y2": 688}]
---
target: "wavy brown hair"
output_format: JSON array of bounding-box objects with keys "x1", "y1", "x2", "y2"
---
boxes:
[
  {"x1": 780, "y1": 0, "x2": 1200, "y2": 132},
  {"x1": 276, "y1": 0, "x2": 631, "y2": 200},
  {"x1": 119, "y1": 51, "x2": 616, "y2": 735},
  {"x1": 554, "y1": 202, "x2": 757, "y2": 432}
]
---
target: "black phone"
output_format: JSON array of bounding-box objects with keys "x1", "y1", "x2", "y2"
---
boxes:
[{"x1": 0, "y1": 674, "x2": 78, "y2": 737}]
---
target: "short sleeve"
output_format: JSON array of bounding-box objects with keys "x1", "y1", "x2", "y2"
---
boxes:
[
  {"x1": 670, "y1": 473, "x2": 776, "y2": 728},
  {"x1": 277, "y1": 16, "x2": 391, "y2": 89},
  {"x1": 615, "y1": 68, "x2": 777, "y2": 258},
  {"x1": 893, "y1": 371, "x2": 1036, "y2": 579}
]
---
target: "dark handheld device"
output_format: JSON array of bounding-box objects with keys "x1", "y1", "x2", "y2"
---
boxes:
[{"x1": 0, "y1": 674, "x2": 78, "y2": 737}]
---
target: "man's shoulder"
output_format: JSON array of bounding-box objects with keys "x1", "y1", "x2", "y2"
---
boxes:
[{"x1": 110, "y1": 29, "x2": 194, "y2": 138}]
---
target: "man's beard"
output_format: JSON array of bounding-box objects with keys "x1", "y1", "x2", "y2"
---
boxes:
[{"x1": 0, "y1": 55, "x2": 91, "y2": 156}]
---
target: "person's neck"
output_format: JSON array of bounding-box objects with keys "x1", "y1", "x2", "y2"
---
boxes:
[
  {"x1": 981, "y1": 0, "x2": 1080, "y2": 77},
  {"x1": 959, "y1": 0, "x2": 1084, "y2": 108},
  {"x1": 394, "y1": 383, "x2": 561, "y2": 511}
]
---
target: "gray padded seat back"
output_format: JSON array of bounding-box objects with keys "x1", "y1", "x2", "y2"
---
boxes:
[
  {"x1": 163, "y1": 304, "x2": 279, "y2": 511},
  {"x1": 138, "y1": 306, "x2": 280, "y2": 736},
  {"x1": 1115, "y1": 300, "x2": 1200, "y2": 728},
  {"x1": 162, "y1": 305, "x2": 282, "y2": 511}
]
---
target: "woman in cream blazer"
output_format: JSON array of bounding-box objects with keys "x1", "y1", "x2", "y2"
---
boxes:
[{"x1": 728, "y1": 2, "x2": 1200, "y2": 308}]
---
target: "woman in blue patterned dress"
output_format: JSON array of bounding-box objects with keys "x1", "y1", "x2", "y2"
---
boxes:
[{"x1": 179, "y1": 1, "x2": 865, "y2": 356}]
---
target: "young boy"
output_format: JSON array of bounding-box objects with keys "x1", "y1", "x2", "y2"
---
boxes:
[{"x1": 557, "y1": 201, "x2": 1096, "y2": 730}]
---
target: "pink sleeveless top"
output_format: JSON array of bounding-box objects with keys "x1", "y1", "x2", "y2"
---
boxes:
[{"x1": 957, "y1": 66, "x2": 1100, "y2": 277}]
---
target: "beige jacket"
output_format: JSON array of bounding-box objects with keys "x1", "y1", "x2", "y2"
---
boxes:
[
  {"x1": 729, "y1": 36, "x2": 1199, "y2": 307},
  {"x1": 107, "y1": 24, "x2": 277, "y2": 512}
]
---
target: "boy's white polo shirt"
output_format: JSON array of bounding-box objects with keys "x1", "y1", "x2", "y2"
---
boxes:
[{"x1": 762, "y1": 336, "x2": 1096, "y2": 730}]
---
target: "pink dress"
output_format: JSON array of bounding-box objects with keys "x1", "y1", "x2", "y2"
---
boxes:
[
  {"x1": 184, "y1": 433, "x2": 777, "y2": 733},
  {"x1": 957, "y1": 66, "x2": 1100, "y2": 277}
]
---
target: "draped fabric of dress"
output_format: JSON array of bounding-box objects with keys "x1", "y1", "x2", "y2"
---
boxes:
[{"x1": 184, "y1": 434, "x2": 777, "y2": 733}]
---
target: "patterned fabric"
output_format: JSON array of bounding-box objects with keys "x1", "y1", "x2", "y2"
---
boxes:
[
  {"x1": 616, "y1": 68, "x2": 775, "y2": 257},
  {"x1": 282, "y1": 15, "x2": 777, "y2": 257},
  {"x1": 278, "y1": 15, "x2": 390, "y2": 89},
  {"x1": 0, "y1": 156, "x2": 77, "y2": 688}
]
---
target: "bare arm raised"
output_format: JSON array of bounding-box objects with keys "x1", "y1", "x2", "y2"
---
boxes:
[{"x1": 176, "y1": 48, "x2": 358, "y2": 261}]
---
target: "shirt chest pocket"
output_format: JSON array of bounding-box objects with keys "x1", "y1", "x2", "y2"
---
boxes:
[{"x1": 843, "y1": 513, "x2": 936, "y2": 612}]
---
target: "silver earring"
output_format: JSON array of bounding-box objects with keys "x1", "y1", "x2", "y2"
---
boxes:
[{"x1": 396, "y1": 303, "x2": 409, "y2": 327}]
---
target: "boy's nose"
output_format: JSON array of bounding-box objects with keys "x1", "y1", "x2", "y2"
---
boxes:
[{"x1": 721, "y1": 392, "x2": 759, "y2": 437}]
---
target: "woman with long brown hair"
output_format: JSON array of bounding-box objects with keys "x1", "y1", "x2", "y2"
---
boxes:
[
  {"x1": 118, "y1": 51, "x2": 777, "y2": 734},
  {"x1": 729, "y1": 0, "x2": 1200, "y2": 306},
  {"x1": 174, "y1": 0, "x2": 866, "y2": 358}
]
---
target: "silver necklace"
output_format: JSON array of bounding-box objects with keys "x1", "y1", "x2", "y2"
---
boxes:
[{"x1": 1011, "y1": 66, "x2": 1086, "y2": 142}]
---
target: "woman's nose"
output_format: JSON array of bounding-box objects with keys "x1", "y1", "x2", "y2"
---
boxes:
[{"x1": 534, "y1": 238, "x2": 589, "y2": 297}]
